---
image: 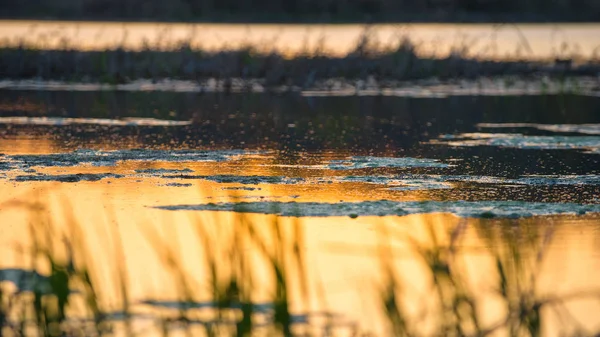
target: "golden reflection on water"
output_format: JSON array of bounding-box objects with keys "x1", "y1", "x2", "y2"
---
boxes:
[{"x1": 2, "y1": 20, "x2": 600, "y2": 60}]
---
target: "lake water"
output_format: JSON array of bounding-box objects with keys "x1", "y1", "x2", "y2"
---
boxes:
[
  {"x1": 2, "y1": 20, "x2": 600, "y2": 60},
  {"x1": 1, "y1": 88, "x2": 600, "y2": 336}
]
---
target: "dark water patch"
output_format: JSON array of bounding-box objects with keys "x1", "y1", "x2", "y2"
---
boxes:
[
  {"x1": 3, "y1": 91, "x2": 600, "y2": 153},
  {"x1": 430, "y1": 133, "x2": 600, "y2": 154},
  {"x1": 8, "y1": 149, "x2": 257, "y2": 169},
  {"x1": 327, "y1": 156, "x2": 449, "y2": 170},
  {"x1": 153, "y1": 200, "x2": 600, "y2": 218},
  {"x1": 162, "y1": 174, "x2": 304, "y2": 185},
  {"x1": 13, "y1": 173, "x2": 123, "y2": 182}
]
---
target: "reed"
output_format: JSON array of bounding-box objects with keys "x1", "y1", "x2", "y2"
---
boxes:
[{"x1": 1, "y1": 190, "x2": 600, "y2": 336}]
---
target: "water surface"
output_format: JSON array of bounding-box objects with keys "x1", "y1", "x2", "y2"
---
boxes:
[{"x1": 1, "y1": 88, "x2": 600, "y2": 336}]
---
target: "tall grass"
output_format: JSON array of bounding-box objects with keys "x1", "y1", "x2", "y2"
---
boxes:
[{"x1": 1, "y1": 193, "x2": 600, "y2": 336}]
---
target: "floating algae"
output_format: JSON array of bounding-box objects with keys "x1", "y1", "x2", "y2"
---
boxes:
[
  {"x1": 161, "y1": 182, "x2": 193, "y2": 187},
  {"x1": 153, "y1": 200, "x2": 600, "y2": 218},
  {"x1": 477, "y1": 123, "x2": 600, "y2": 135},
  {"x1": 162, "y1": 174, "x2": 304, "y2": 185},
  {"x1": 430, "y1": 133, "x2": 600, "y2": 154},
  {"x1": 339, "y1": 175, "x2": 452, "y2": 190},
  {"x1": 327, "y1": 156, "x2": 449, "y2": 170},
  {"x1": 7, "y1": 149, "x2": 259, "y2": 169},
  {"x1": 135, "y1": 168, "x2": 194, "y2": 174},
  {"x1": 0, "y1": 116, "x2": 192, "y2": 126},
  {"x1": 222, "y1": 186, "x2": 261, "y2": 191},
  {"x1": 12, "y1": 173, "x2": 123, "y2": 182},
  {"x1": 339, "y1": 174, "x2": 600, "y2": 190}
]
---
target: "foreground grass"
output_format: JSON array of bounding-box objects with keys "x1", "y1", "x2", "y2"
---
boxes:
[{"x1": 1, "y1": 192, "x2": 600, "y2": 336}]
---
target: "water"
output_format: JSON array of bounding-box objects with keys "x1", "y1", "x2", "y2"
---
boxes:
[
  {"x1": 1, "y1": 88, "x2": 600, "y2": 336},
  {"x1": 2, "y1": 20, "x2": 600, "y2": 59}
]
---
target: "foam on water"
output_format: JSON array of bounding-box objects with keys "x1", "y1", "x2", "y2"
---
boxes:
[{"x1": 153, "y1": 200, "x2": 600, "y2": 218}]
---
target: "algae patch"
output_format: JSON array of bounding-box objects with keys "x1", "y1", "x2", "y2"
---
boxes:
[{"x1": 153, "y1": 200, "x2": 600, "y2": 218}]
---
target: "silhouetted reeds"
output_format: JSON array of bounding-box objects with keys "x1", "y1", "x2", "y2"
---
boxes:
[{"x1": 1, "y1": 28, "x2": 599, "y2": 87}]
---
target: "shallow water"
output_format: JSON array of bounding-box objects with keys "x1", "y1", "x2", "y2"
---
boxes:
[
  {"x1": 1, "y1": 89, "x2": 600, "y2": 336},
  {"x1": 2, "y1": 20, "x2": 600, "y2": 60}
]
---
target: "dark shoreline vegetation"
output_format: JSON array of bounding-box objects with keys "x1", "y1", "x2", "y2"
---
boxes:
[
  {"x1": 1, "y1": 33, "x2": 599, "y2": 86},
  {"x1": 1, "y1": 0, "x2": 600, "y2": 22}
]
